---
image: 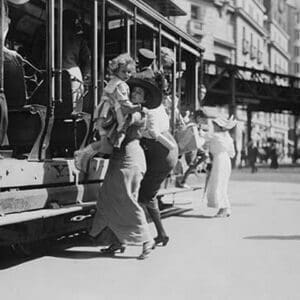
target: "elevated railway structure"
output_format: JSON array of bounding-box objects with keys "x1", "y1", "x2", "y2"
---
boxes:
[{"x1": 202, "y1": 60, "x2": 300, "y2": 161}]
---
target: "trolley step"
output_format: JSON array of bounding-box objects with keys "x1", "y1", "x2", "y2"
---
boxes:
[{"x1": 0, "y1": 203, "x2": 96, "y2": 227}]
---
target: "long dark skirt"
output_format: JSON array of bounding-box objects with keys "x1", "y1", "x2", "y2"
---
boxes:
[
  {"x1": 138, "y1": 131, "x2": 178, "y2": 209},
  {"x1": 89, "y1": 139, "x2": 152, "y2": 245}
]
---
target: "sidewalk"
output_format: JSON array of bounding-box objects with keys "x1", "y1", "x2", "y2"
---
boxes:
[{"x1": 1, "y1": 169, "x2": 300, "y2": 300}]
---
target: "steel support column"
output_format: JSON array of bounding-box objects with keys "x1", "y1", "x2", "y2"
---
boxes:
[
  {"x1": 133, "y1": 6, "x2": 137, "y2": 61},
  {"x1": 125, "y1": 14, "x2": 130, "y2": 53},
  {"x1": 229, "y1": 70, "x2": 236, "y2": 118},
  {"x1": 92, "y1": 0, "x2": 100, "y2": 108},
  {"x1": 247, "y1": 108, "x2": 252, "y2": 144},
  {"x1": 293, "y1": 115, "x2": 299, "y2": 163},
  {"x1": 177, "y1": 38, "x2": 182, "y2": 111},
  {"x1": 39, "y1": 0, "x2": 56, "y2": 160},
  {"x1": 157, "y1": 24, "x2": 162, "y2": 70},
  {"x1": 0, "y1": 0, "x2": 8, "y2": 145},
  {"x1": 171, "y1": 45, "x2": 177, "y2": 135},
  {"x1": 56, "y1": 0, "x2": 63, "y2": 102}
]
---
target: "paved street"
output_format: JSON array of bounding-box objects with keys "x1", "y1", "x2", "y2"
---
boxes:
[{"x1": 1, "y1": 167, "x2": 300, "y2": 300}]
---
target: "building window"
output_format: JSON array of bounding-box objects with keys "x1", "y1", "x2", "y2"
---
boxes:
[
  {"x1": 295, "y1": 63, "x2": 300, "y2": 73},
  {"x1": 295, "y1": 46, "x2": 300, "y2": 57},
  {"x1": 249, "y1": 5, "x2": 253, "y2": 18},
  {"x1": 295, "y1": 29, "x2": 300, "y2": 40},
  {"x1": 297, "y1": 13, "x2": 300, "y2": 24},
  {"x1": 191, "y1": 5, "x2": 199, "y2": 19},
  {"x1": 250, "y1": 33, "x2": 257, "y2": 59},
  {"x1": 242, "y1": 27, "x2": 250, "y2": 54}
]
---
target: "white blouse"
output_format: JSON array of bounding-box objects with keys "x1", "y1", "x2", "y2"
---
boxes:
[{"x1": 142, "y1": 104, "x2": 170, "y2": 139}]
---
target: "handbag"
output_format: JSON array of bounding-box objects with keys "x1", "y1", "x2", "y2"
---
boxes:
[{"x1": 175, "y1": 123, "x2": 204, "y2": 155}]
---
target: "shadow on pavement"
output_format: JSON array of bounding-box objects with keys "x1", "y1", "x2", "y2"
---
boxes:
[
  {"x1": 244, "y1": 235, "x2": 300, "y2": 241},
  {"x1": 175, "y1": 214, "x2": 214, "y2": 219},
  {"x1": 231, "y1": 202, "x2": 255, "y2": 207},
  {"x1": 0, "y1": 247, "x2": 42, "y2": 270},
  {"x1": 278, "y1": 198, "x2": 300, "y2": 202},
  {"x1": 50, "y1": 249, "x2": 137, "y2": 260}
]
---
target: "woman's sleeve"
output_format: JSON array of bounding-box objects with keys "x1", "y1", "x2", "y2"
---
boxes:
[
  {"x1": 113, "y1": 82, "x2": 129, "y2": 101},
  {"x1": 130, "y1": 112, "x2": 146, "y2": 127},
  {"x1": 145, "y1": 111, "x2": 160, "y2": 139},
  {"x1": 228, "y1": 138, "x2": 236, "y2": 158}
]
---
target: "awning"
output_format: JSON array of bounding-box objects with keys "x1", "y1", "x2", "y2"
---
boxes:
[{"x1": 142, "y1": 0, "x2": 187, "y2": 16}]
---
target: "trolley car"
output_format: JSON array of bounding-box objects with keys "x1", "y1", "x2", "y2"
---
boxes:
[{"x1": 0, "y1": 0, "x2": 203, "y2": 254}]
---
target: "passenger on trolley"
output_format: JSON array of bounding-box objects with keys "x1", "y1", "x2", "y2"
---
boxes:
[
  {"x1": 0, "y1": 0, "x2": 30, "y2": 149},
  {"x1": 62, "y1": 9, "x2": 91, "y2": 115},
  {"x1": 31, "y1": 9, "x2": 91, "y2": 114}
]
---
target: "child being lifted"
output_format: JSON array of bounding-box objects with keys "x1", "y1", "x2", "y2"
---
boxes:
[{"x1": 74, "y1": 53, "x2": 142, "y2": 172}]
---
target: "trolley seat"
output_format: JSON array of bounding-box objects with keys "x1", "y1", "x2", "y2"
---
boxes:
[
  {"x1": 29, "y1": 70, "x2": 91, "y2": 157},
  {"x1": 4, "y1": 48, "x2": 46, "y2": 161}
]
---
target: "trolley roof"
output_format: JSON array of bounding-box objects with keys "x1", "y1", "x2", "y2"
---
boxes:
[{"x1": 108, "y1": 0, "x2": 204, "y2": 56}]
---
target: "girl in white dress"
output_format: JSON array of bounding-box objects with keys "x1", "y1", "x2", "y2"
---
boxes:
[{"x1": 206, "y1": 116, "x2": 237, "y2": 217}]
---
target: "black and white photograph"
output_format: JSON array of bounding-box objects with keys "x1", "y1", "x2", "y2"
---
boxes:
[{"x1": 1, "y1": 0, "x2": 300, "y2": 299}]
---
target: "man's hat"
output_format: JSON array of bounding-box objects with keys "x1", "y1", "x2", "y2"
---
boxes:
[
  {"x1": 127, "y1": 78, "x2": 162, "y2": 109},
  {"x1": 138, "y1": 48, "x2": 156, "y2": 60}
]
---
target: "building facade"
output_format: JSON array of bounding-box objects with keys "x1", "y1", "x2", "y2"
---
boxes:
[
  {"x1": 264, "y1": 0, "x2": 290, "y2": 73},
  {"x1": 172, "y1": 0, "x2": 293, "y2": 162},
  {"x1": 172, "y1": 0, "x2": 236, "y2": 62},
  {"x1": 287, "y1": 0, "x2": 300, "y2": 158},
  {"x1": 287, "y1": 0, "x2": 300, "y2": 77},
  {"x1": 235, "y1": 0, "x2": 266, "y2": 69}
]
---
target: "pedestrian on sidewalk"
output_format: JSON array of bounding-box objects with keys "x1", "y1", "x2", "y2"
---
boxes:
[
  {"x1": 206, "y1": 116, "x2": 237, "y2": 218},
  {"x1": 177, "y1": 124, "x2": 209, "y2": 188},
  {"x1": 248, "y1": 140, "x2": 258, "y2": 173},
  {"x1": 177, "y1": 108, "x2": 210, "y2": 188},
  {"x1": 270, "y1": 141, "x2": 279, "y2": 169}
]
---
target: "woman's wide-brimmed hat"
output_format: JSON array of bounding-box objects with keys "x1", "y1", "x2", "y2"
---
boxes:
[
  {"x1": 212, "y1": 115, "x2": 237, "y2": 130},
  {"x1": 127, "y1": 78, "x2": 162, "y2": 109}
]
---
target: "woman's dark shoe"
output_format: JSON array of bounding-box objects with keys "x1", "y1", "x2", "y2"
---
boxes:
[
  {"x1": 100, "y1": 244, "x2": 126, "y2": 255},
  {"x1": 154, "y1": 235, "x2": 169, "y2": 246},
  {"x1": 214, "y1": 208, "x2": 231, "y2": 218},
  {"x1": 137, "y1": 240, "x2": 156, "y2": 260}
]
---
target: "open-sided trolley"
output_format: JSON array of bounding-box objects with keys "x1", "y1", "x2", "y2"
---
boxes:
[{"x1": 0, "y1": 0, "x2": 203, "y2": 255}]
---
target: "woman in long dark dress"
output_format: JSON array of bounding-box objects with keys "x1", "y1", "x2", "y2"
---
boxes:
[
  {"x1": 134, "y1": 48, "x2": 178, "y2": 247},
  {"x1": 137, "y1": 92, "x2": 178, "y2": 246}
]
